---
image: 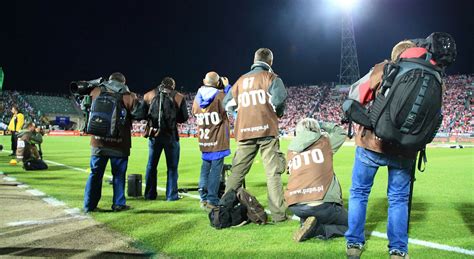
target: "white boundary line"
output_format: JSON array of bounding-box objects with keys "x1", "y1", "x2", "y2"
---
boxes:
[{"x1": 2, "y1": 152, "x2": 474, "y2": 256}]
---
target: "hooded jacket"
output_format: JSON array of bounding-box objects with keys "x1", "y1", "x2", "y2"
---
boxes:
[
  {"x1": 192, "y1": 85, "x2": 230, "y2": 160},
  {"x1": 285, "y1": 123, "x2": 346, "y2": 206},
  {"x1": 90, "y1": 80, "x2": 142, "y2": 157}
]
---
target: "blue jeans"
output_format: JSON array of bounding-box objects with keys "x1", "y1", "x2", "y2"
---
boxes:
[
  {"x1": 144, "y1": 137, "x2": 180, "y2": 201},
  {"x1": 84, "y1": 155, "x2": 128, "y2": 211},
  {"x1": 345, "y1": 147, "x2": 413, "y2": 253},
  {"x1": 198, "y1": 158, "x2": 224, "y2": 206}
]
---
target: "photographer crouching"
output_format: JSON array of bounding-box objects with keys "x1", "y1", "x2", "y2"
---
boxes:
[
  {"x1": 72, "y1": 72, "x2": 145, "y2": 212},
  {"x1": 16, "y1": 122, "x2": 47, "y2": 170}
]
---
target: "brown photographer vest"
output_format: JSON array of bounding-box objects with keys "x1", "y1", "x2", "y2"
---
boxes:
[
  {"x1": 232, "y1": 71, "x2": 279, "y2": 141},
  {"x1": 284, "y1": 136, "x2": 334, "y2": 206},
  {"x1": 192, "y1": 91, "x2": 230, "y2": 152}
]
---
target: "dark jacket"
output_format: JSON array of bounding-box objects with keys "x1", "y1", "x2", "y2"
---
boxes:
[
  {"x1": 90, "y1": 80, "x2": 143, "y2": 157},
  {"x1": 143, "y1": 87, "x2": 189, "y2": 141}
]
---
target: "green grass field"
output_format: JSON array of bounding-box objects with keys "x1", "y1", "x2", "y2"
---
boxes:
[{"x1": 0, "y1": 135, "x2": 473, "y2": 258}]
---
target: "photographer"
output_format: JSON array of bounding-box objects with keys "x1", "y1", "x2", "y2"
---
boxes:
[
  {"x1": 8, "y1": 105, "x2": 24, "y2": 156},
  {"x1": 82, "y1": 72, "x2": 143, "y2": 212},
  {"x1": 223, "y1": 48, "x2": 288, "y2": 223},
  {"x1": 16, "y1": 122, "x2": 47, "y2": 170},
  {"x1": 192, "y1": 71, "x2": 231, "y2": 210},
  {"x1": 286, "y1": 118, "x2": 348, "y2": 242},
  {"x1": 345, "y1": 34, "x2": 456, "y2": 259},
  {"x1": 143, "y1": 77, "x2": 189, "y2": 201}
]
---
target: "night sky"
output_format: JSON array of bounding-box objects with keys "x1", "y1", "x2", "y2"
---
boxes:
[{"x1": 2, "y1": 0, "x2": 473, "y2": 94}]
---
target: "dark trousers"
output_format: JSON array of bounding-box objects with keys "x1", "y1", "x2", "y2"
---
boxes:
[
  {"x1": 144, "y1": 137, "x2": 180, "y2": 201},
  {"x1": 11, "y1": 132, "x2": 17, "y2": 154},
  {"x1": 289, "y1": 202, "x2": 348, "y2": 240}
]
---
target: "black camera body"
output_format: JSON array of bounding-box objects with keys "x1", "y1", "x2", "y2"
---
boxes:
[
  {"x1": 410, "y1": 32, "x2": 456, "y2": 68},
  {"x1": 70, "y1": 77, "x2": 104, "y2": 95}
]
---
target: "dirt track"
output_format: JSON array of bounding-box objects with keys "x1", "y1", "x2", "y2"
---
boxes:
[{"x1": 0, "y1": 173, "x2": 156, "y2": 258}]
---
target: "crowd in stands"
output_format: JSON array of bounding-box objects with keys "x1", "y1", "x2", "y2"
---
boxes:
[
  {"x1": 439, "y1": 74, "x2": 473, "y2": 134},
  {"x1": 2, "y1": 74, "x2": 473, "y2": 136}
]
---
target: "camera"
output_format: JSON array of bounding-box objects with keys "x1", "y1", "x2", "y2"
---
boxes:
[
  {"x1": 410, "y1": 32, "x2": 456, "y2": 68},
  {"x1": 217, "y1": 76, "x2": 228, "y2": 89},
  {"x1": 70, "y1": 77, "x2": 104, "y2": 95}
]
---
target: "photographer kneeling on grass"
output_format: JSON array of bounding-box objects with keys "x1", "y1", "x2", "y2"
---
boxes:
[
  {"x1": 16, "y1": 122, "x2": 47, "y2": 170},
  {"x1": 285, "y1": 118, "x2": 348, "y2": 242}
]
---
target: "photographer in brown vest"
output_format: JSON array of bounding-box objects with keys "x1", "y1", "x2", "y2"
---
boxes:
[
  {"x1": 223, "y1": 48, "x2": 288, "y2": 222},
  {"x1": 286, "y1": 118, "x2": 348, "y2": 242},
  {"x1": 192, "y1": 71, "x2": 231, "y2": 210}
]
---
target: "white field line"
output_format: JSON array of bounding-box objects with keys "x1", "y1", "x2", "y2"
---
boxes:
[
  {"x1": 25, "y1": 189, "x2": 46, "y2": 196},
  {"x1": 3, "y1": 151, "x2": 474, "y2": 256},
  {"x1": 4, "y1": 176, "x2": 17, "y2": 182},
  {"x1": 6, "y1": 215, "x2": 89, "y2": 227},
  {"x1": 42, "y1": 197, "x2": 66, "y2": 207}
]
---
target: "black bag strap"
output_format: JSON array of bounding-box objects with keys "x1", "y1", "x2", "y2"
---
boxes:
[
  {"x1": 400, "y1": 58, "x2": 443, "y2": 73},
  {"x1": 211, "y1": 208, "x2": 221, "y2": 228},
  {"x1": 417, "y1": 148, "x2": 427, "y2": 172},
  {"x1": 400, "y1": 75, "x2": 430, "y2": 134},
  {"x1": 347, "y1": 119, "x2": 354, "y2": 139}
]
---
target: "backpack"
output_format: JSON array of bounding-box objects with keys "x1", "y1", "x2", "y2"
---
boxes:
[
  {"x1": 368, "y1": 58, "x2": 443, "y2": 151},
  {"x1": 344, "y1": 51, "x2": 444, "y2": 152},
  {"x1": 148, "y1": 88, "x2": 177, "y2": 135},
  {"x1": 236, "y1": 188, "x2": 268, "y2": 225},
  {"x1": 209, "y1": 190, "x2": 248, "y2": 229},
  {"x1": 86, "y1": 87, "x2": 126, "y2": 138}
]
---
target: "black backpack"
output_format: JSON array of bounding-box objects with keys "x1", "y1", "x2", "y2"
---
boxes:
[
  {"x1": 87, "y1": 87, "x2": 126, "y2": 138},
  {"x1": 344, "y1": 55, "x2": 444, "y2": 152},
  {"x1": 209, "y1": 190, "x2": 248, "y2": 229},
  {"x1": 236, "y1": 188, "x2": 268, "y2": 225},
  {"x1": 148, "y1": 88, "x2": 177, "y2": 134}
]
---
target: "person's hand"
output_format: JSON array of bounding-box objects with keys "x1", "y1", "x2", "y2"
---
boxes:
[{"x1": 221, "y1": 77, "x2": 229, "y2": 86}]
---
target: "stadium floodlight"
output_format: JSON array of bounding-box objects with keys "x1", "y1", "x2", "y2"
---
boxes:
[{"x1": 335, "y1": 0, "x2": 357, "y2": 11}]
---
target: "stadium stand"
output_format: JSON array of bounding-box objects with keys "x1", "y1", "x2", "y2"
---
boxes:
[{"x1": 2, "y1": 74, "x2": 472, "y2": 136}]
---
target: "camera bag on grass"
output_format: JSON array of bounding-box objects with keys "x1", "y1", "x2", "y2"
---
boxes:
[
  {"x1": 87, "y1": 86, "x2": 127, "y2": 138},
  {"x1": 209, "y1": 189, "x2": 248, "y2": 229},
  {"x1": 24, "y1": 159, "x2": 48, "y2": 170},
  {"x1": 236, "y1": 187, "x2": 268, "y2": 225}
]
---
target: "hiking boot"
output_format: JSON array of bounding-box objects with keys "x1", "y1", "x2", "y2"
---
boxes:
[
  {"x1": 112, "y1": 205, "x2": 131, "y2": 212},
  {"x1": 293, "y1": 216, "x2": 318, "y2": 242},
  {"x1": 346, "y1": 243, "x2": 363, "y2": 259},
  {"x1": 390, "y1": 250, "x2": 409, "y2": 259}
]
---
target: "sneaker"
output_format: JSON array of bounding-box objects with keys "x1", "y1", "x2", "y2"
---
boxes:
[
  {"x1": 346, "y1": 243, "x2": 363, "y2": 259},
  {"x1": 83, "y1": 207, "x2": 95, "y2": 213},
  {"x1": 200, "y1": 201, "x2": 207, "y2": 209},
  {"x1": 111, "y1": 205, "x2": 131, "y2": 212},
  {"x1": 390, "y1": 250, "x2": 409, "y2": 259},
  {"x1": 293, "y1": 216, "x2": 318, "y2": 242}
]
